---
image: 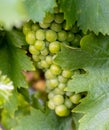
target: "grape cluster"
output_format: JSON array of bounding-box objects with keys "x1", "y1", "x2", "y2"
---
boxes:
[{"x1": 23, "y1": 9, "x2": 82, "y2": 117}]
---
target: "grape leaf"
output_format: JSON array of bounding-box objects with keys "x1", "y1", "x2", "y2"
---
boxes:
[
  {"x1": 24, "y1": 0, "x2": 56, "y2": 22},
  {"x1": 13, "y1": 108, "x2": 73, "y2": 130},
  {"x1": 0, "y1": 0, "x2": 56, "y2": 29},
  {"x1": 0, "y1": 0, "x2": 27, "y2": 29},
  {"x1": 0, "y1": 31, "x2": 35, "y2": 88},
  {"x1": 0, "y1": 71, "x2": 14, "y2": 107},
  {"x1": 7, "y1": 30, "x2": 27, "y2": 48},
  {"x1": 1, "y1": 93, "x2": 31, "y2": 130},
  {"x1": 60, "y1": 0, "x2": 109, "y2": 35},
  {"x1": 55, "y1": 34, "x2": 109, "y2": 130}
]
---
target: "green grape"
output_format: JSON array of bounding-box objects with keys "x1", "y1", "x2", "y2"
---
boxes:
[
  {"x1": 39, "y1": 55, "x2": 45, "y2": 60},
  {"x1": 32, "y1": 54, "x2": 40, "y2": 62},
  {"x1": 37, "y1": 61, "x2": 42, "y2": 69},
  {"x1": 71, "y1": 24, "x2": 79, "y2": 33},
  {"x1": 46, "y1": 30, "x2": 57, "y2": 42},
  {"x1": 48, "y1": 91, "x2": 55, "y2": 99},
  {"x1": 66, "y1": 91, "x2": 74, "y2": 97},
  {"x1": 55, "y1": 104, "x2": 70, "y2": 117},
  {"x1": 45, "y1": 70, "x2": 56, "y2": 79},
  {"x1": 58, "y1": 75, "x2": 68, "y2": 83},
  {"x1": 58, "y1": 83, "x2": 66, "y2": 90},
  {"x1": 45, "y1": 55, "x2": 53, "y2": 65},
  {"x1": 63, "y1": 21, "x2": 72, "y2": 31},
  {"x1": 31, "y1": 23, "x2": 40, "y2": 31},
  {"x1": 72, "y1": 34, "x2": 81, "y2": 46},
  {"x1": 41, "y1": 48, "x2": 49, "y2": 56},
  {"x1": 36, "y1": 29, "x2": 45, "y2": 40},
  {"x1": 39, "y1": 22, "x2": 50, "y2": 29},
  {"x1": 23, "y1": 22, "x2": 31, "y2": 35},
  {"x1": 64, "y1": 98, "x2": 72, "y2": 109},
  {"x1": 67, "y1": 32, "x2": 75, "y2": 42},
  {"x1": 58, "y1": 31, "x2": 67, "y2": 41},
  {"x1": 48, "y1": 78, "x2": 59, "y2": 88},
  {"x1": 35, "y1": 40, "x2": 45, "y2": 50},
  {"x1": 26, "y1": 31, "x2": 36, "y2": 44},
  {"x1": 40, "y1": 60, "x2": 49, "y2": 69},
  {"x1": 48, "y1": 100, "x2": 55, "y2": 110},
  {"x1": 70, "y1": 93, "x2": 81, "y2": 104},
  {"x1": 49, "y1": 41, "x2": 61, "y2": 54},
  {"x1": 62, "y1": 70, "x2": 72, "y2": 78},
  {"x1": 53, "y1": 95, "x2": 64, "y2": 105},
  {"x1": 55, "y1": 13, "x2": 64, "y2": 24},
  {"x1": 29, "y1": 45, "x2": 38, "y2": 54},
  {"x1": 50, "y1": 22, "x2": 62, "y2": 32},
  {"x1": 50, "y1": 64, "x2": 61, "y2": 75},
  {"x1": 53, "y1": 88, "x2": 64, "y2": 95},
  {"x1": 43, "y1": 13, "x2": 54, "y2": 23}
]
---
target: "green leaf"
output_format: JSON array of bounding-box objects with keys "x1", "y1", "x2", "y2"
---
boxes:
[
  {"x1": 55, "y1": 34, "x2": 109, "y2": 130},
  {"x1": 7, "y1": 30, "x2": 27, "y2": 48},
  {"x1": 13, "y1": 108, "x2": 73, "y2": 130},
  {"x1": 0, "y1": 31, "x2": 35, "y2": 88},
  {"x1": 60, "y1": 0, "x2": 109, "y2": 35},
  {"x1": 0, "y1": 0, "x2": 27, "y2": 29},
  {"x1": 0, "y1": 71, "x2": 14, "y2": 107},
  {"x1": 1, "y1": 93, "x2": 30, "y2": 130},
  {"x1": 24, "y1": 0, "x2": 56, "y2": 22},
  {"x1": 60, "y1": 0, "x2": 77, "y2": 27}
]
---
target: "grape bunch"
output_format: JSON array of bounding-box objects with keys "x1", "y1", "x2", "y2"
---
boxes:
[{"x1": 22, "y1": 8, "x2": 83, "y2": 117}]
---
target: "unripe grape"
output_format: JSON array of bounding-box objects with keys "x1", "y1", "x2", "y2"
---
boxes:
[
  {"x1": 29, "y1": 45, "x2": 38, "y2": 54},
  {"x1": 50, "y1": 22, "x2": 62, "y2": 32},
  {"x1": 63, "y1": 21, "x2": 71, "y2": 31},
  {"x1": 50, "y1": 64, "x2": 61, "y2": 75},
  {"x1": 48, "y1": 92, "x2": 55, "y2": 99},
  {"x1": 55, "y1": 105, "x2": 70, "y2": 117},
  {"x1": 66, "y1": 91, "x2": 74, "y2": 97},
  {"x1": 67, "y1": 32, "x2": 74, "y2": 42},
  {"x1": 62, "y1": 70, "x2": 72, "y2": 78},
  {"x1": 64, "y1": 98, "x2": 72, "y2": 109},
  {"x1": 70, "y1": 93, "x2": 81, "y2": 104},
  {"x1": 58, "y1": 31, "x2": 67, "y2": 41},
  {"x1": 71, "y1": 25, "x2": 79, "y2": 33},
  {"x1": 39, "y1": 22, "x2": 50, "y2": 29},
  {"x1": 35, "y1": 40, "x2": 45, "y2": 50},
  {"x1": 46, "y1": 30, "x2": 57, "y2": 42},
  {"x1": 58, "y1": 75, "x2": 68, "y2": 83},
  {"x1": 48, "y1": 100, "x2": 55, "y2": 110},
  {"x1": 55, "y1": 13, "x2": 64, "y2": 24},
  {"x1": 36, "y1": 61, "x2": 42, "y2": 69},
  {"x1": 53, "y1": 88, "x2": 64, "y2": 95},
  {"x1": 43, "y1": 13, "x2": 54, "y2": 23},
  {"x1": 36, "y1": 29, "x2": 45, "y2": 40},
  {"x1": 49, "y1": 41, "x2": 61, "y2": 54},
  {"x1": 32, "y1": 23, "x2": 40, "y2": 31},
  {"x1": 23, "y1": 22, "x2": 31, "y2": 35},
  {"x1": 45, "y1": 55, "x2": 53, "y2": 65},
  {"x1": 26, "y1": 31, "x2": 36, "y2": 44},
  {"x1": 32, "y1": 54, "x2": 40, "y2": 62},
  {"x1": 58, "y1": 83, "x2": 66, "y2": 90},
  {"x1": 48, "y1": 78, "x2": 59, "y2": 88},
  {"x1": 72, "y1": 34, "x2": 81, "y2": 47},
  {"x1": 40, "y1": 60, "x2": 49, "y2": 69},
  {"x1": 53, "y1": 95, "x2": 64, "y2": 105},
  {"x1": 45, "y1": 70, "x2": 56, "y2": 79},
  {"x1": 41, "y1": 48, "x2": 49, "y2": 56},
  {"x1": 39, "y1": 55, "x2": 45, "y2": 60}
]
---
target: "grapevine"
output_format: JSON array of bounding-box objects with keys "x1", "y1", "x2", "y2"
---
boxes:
[
  {"x1": 0, "y1": 0, "x2": 109, "y2": 130},
  {"x1": 22, "y1": 8, "x2": 85, "y2": 117}
]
